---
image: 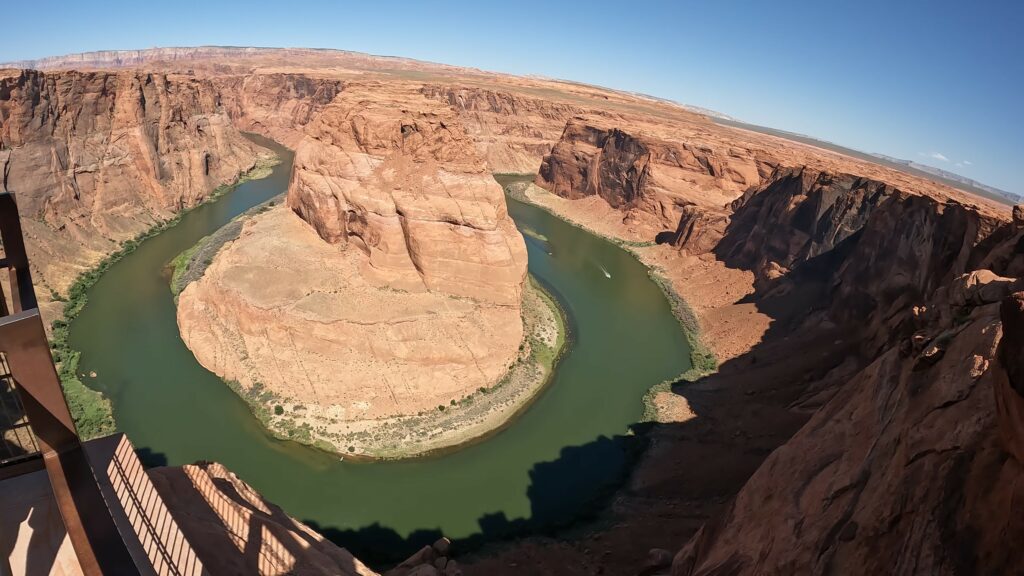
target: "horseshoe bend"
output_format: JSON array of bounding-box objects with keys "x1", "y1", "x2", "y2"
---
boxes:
[{"x1": 0, "y1": 17, "x2": 1022, "y2": 576}]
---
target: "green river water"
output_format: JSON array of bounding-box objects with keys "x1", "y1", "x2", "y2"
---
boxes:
[{"x1": 68, "y1": 135, "x2": 691, "y2": 561}]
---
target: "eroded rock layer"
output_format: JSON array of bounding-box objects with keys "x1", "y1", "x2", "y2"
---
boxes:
[
  {"x1": 177, "y1": 205, "x2": 524, "y2": 424},
  {"x1": 177, "y1": 81, "x2": 528, "y2": 438},
  {"x1": 537, "y1": 117, "x2": 765, "y2": 235},
  {"x1": 673, "y1": 252, "x2": 1024, "y2": 576},
  {"x1": 0, "y1": 68, "x2": 268, "y2": 319},
  {"x1": 286, "y1": 82, "x2": 528, "y2": 305},
  {"x1": 522, "y1": 113, "x2": 1024, "y2": 576},
  {"x1": 421, "y1": 85, "x2": 581, "y2": 173}
]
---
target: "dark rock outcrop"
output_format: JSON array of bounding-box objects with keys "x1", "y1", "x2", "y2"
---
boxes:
[
  {"x1": 534, "y1": 116, "x2": 1024, "y2": 576},
  {"x1": 995, "y1": 292, "x2": 1024, "y2": 464}
]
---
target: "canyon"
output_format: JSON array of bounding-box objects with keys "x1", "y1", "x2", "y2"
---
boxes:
[
  {"x1": 0, "y1": 68, "x2": 273, "y2": 321},
  {"x1": 2, "y1": 46, "x2": 1022, "y2": 575},
  {"x1": 467, "y1": 107, "x2": 1023, "y2": 575}
]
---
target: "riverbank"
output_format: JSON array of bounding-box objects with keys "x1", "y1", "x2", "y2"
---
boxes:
[
  {"x1": 500, "y1": 176, "x2": 728, "y2": 423},
  {"x1": 52, "y1": 151, "x2": 280, "y2": 439},
  {"x1": 459, "y1": 179, "x2": 780, "y2": 576},
  {"x1": 169, "y1": 195, "x2": 285, "y2": 298}
]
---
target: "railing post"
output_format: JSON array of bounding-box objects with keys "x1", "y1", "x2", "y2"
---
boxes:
[{"x1": 0, "y1": 193, "x2": 139, "y2": 575}]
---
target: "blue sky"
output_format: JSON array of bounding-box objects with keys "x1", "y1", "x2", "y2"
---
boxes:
[{"x1": 3, "y1": 0, "x2": 1021, "y2": 192}]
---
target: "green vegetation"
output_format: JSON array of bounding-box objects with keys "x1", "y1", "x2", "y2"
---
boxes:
[
  {"x1": 649, "y1": 272, "x2": 718, "y2": 379},
  {"x1": 51, "y1": 318, "x2": 114, "y2": 439},
  {"x1": 523, "y1": 278, "x2": 567, "y2": 371},
  {"x1": 51, "y1": 214, "x2": 194, "y2": 439},
  {"x1": 169, "y1": 242, "x2": 202, "y2": 295},
  {"x1": 169, "y1": 193, "x2": 284, "y2": 297},
  {"x1": 640, "y1": 271, "x2": 717, "y2": 422},
  {"x1": 51, "y1": 154, "x2": 279, "y2": 438}
]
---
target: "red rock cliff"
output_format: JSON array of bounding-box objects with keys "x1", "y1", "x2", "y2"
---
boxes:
[
  {"x1": 286, "y1": 81, "x2": 527, "y2": 305},
  {"x1": 534, "y1": 115, "x2": 1024, "y2": 575},
  {"x1": 0, "y1": 68, "x2": 267, "y2": 316}
]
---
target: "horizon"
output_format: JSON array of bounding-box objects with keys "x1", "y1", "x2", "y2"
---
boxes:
[{"x1": 3, "y1": 1, "x2": 1021, "y2": 193}]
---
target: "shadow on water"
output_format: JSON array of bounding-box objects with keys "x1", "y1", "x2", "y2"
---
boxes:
[
  {"x1": 304, "y1": 425, "x2": 651, "y2": 567},
  {"x1": 135, "y1": 446, "x2": 169, "y2": 468}
]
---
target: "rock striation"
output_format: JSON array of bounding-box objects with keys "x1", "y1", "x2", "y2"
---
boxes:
[
  {"x1": 216, "y1": 73, "x2": 345, "y2": 147},
  {"x1": 286, "y1": 82, "x2": 527, "y2": 305},
  {"x1": 536, "y1": 117, "x2": 765, "y2": 237},
  {"x1": 176, "y1": 82, "x2": 529, "y2": 451},
  {"x1": 523, "y1": 113, "x2": 1024, "y2": 576},
  {"x1": 0, "y1": 68, "x2": 268, "y2": 319},
  {"x1": 421, "y1": 85, "x2": 581, "y2": 174},
  {"x1": 671, "y1": 267, "x2": 1024, "y2": 575}
]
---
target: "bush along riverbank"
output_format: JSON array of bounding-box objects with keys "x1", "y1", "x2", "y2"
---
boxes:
[
  {"x1": 51, "y1": 154, "x2": 279, "y2": 439},
  {"x1": 499, "y1": 176, "x2": 718, "y2": 422},
  {"x1": 640, "y1": 270, "x2": 717, "y2": 422},
  {"x1": 170, "y1": 194, "x2": 285, "y2": 298}
]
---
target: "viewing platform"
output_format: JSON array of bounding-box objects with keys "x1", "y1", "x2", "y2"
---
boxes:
[{"x1": 0, "y1": 192, "x2": 205, "y2": 575}]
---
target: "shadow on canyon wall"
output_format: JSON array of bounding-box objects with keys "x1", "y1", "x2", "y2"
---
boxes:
[{"x1": 303, "y1": 261, "x2": 859, "y2": 571}]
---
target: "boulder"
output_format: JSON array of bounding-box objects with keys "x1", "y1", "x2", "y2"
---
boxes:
[
  {"x1": 432, "y1": 537, "x2": 451, "y2": 557},
  {"x1": 950, "y1": 270, "x2": 1022, "y2": 307},
  {"x1": 385, "y1": 546, "x2": 436, "y2": 576}
]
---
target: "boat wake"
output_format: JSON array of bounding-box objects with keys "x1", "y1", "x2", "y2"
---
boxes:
[{"x1": 599, "y1": 265, "x2": 612, "y2": 278}]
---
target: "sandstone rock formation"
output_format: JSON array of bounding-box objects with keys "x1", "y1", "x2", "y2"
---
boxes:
[
  {"x1": 505, "y1": 104, "x2": 1023, "y2": 575},
  {"x1": 177, "y1": 204, "x2": 524, "y2": 426},
  {"x1": 176, "y1": 81, "x2": 529, "y2": 450},
  {"x1": 0, "y1": 68, "x2": 269, "y2": 320},
  {"x1": 537, "y1": 117, "x2": 764, "y2": 237},
  {"x1": 286, "y1": 82, "x2": 527, "y2": 304},
  {"x1": 671, "y1": 282, "x2": 1024, "y2": 576},
  {"x1": 217, "y1": 73, "x2": 345, "y2": 147},
  {"x1": 421, "y1": 85, "x2": 581, "y2": 173}
]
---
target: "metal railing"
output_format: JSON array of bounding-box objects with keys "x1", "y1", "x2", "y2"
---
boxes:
[
  {"x1": 0, "y1": 352, "x2": 41, "y2": 465},
  {"x1": 0, "y1": 192, "x2": 140, "y2": 575}
]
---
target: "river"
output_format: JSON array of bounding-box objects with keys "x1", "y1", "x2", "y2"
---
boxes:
[{"x1": 68, "y1": 135, "x2": 692, "y2": 561}]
